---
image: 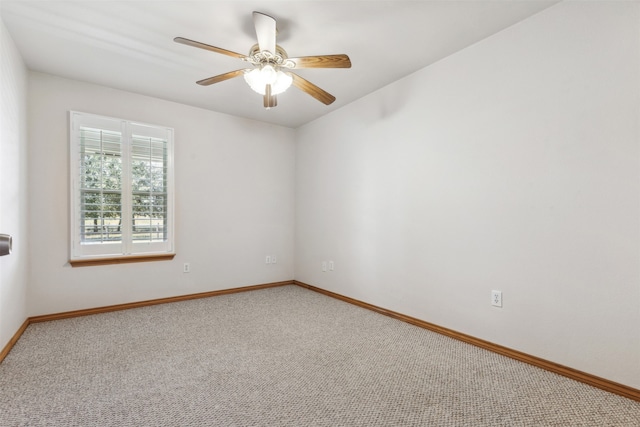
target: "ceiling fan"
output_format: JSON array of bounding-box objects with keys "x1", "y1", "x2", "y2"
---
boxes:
[{"x1": 175, "y1": 11, "x2": 351, "y2": 109}]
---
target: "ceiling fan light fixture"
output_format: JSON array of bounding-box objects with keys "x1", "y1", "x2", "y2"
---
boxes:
[
  {"x1": 175, "y1": 11, "x2": 350, "y2": 107},
  {"x1": 244, "y1": 67, "x2": 292, "y2": 95}
]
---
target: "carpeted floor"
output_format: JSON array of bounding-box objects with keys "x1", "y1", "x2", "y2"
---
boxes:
[{"x1": 0, "y1": 285, "x2": 638, "y2": 426}]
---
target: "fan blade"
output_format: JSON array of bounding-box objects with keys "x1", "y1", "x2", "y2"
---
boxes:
[
  {"x1": 196, "y1": 69, "x2": 248, "y2": 86},
  {"x1": 290, "y1": 73, "x2": 336, "y2": 105},
  {"x1": 263, "y1": 84, "x2": 277, "y2": 109},
  {"x1": 288, "y1": 54, "x2": 352, "y2": 69},
  {"x1": 174, "y1": 37, "x2": 247, "y2": 60},
  {"x1": 253, "y1": 11, "x2": 276, "y2": 54}
]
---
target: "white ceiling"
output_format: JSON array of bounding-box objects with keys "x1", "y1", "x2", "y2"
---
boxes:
[{"x1": 1, "y1": 1, "x2": 558, "y2": 128}]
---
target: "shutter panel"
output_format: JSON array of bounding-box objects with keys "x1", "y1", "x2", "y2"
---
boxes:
[
  {"x1": 79, "y1": 126, "x2": 123, "y2": 244},
  {"x1": 127, "y1": 123, "x2": 173, "y2": 255},
  {"x1": 131, "y1": 134, "x2": 168, "y2": 243}
]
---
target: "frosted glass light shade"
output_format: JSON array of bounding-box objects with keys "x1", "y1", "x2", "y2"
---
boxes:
[{"x1": 244, "y1": 67, "x2": 293, "y2": 95}]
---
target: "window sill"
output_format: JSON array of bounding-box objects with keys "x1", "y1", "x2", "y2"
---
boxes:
[{"x1": 69, "y1": 253, "x2": 175, "y2": 267}]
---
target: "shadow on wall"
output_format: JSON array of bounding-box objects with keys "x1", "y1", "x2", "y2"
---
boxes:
[{"x1": 373, "y1": 78, "x2": 412, "y2": 122}]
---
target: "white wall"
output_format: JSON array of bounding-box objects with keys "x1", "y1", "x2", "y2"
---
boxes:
[
  {"x1": 0, "y1": 20, "x2": 29, "y2": 350},
  {"x1": 295, "y1": 1, "x2": 640, "y2": 389},
  {"x1": 27, "y1": 72, "x2": 295, "y2": 316}
]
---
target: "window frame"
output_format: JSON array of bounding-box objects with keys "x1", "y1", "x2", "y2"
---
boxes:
[{"x1": 69, "y1": 111, "x2": 175, "y2": 265}]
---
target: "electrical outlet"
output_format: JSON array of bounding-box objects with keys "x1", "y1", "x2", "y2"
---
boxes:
[
  {"x1": 322, "y1": 261, "x2": 327, "y2": 272},
  {"x1": 183, "y1": 263, "x2": 190, "y2": 273},
  {"x1": 271, "y1": 255, "x2": 277, "y2": 264},
  {"x1": 491, "y1": 290, "x2": 502, "y2": 307}
]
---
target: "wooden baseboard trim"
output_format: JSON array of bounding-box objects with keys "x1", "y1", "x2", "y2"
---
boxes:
[
  {"x1": 29, "y1": 280, "x2": 294, "y2": 324},
  {"x1": 293, "y1": 280, "x2": 640, "y2": 402},
  {"x1": 0, "y1": 319, "x2": 30, "y2": 364},
  {"x1": 6, "y1": 279, "x2": 638, "y2": 402}
]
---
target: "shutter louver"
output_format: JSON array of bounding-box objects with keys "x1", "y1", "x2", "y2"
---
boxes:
[
  {"x1": 131, "y1": 135, "x2": 168, "y2": 243},
  {"x1": 79, "y1": 127, "x2": 123, "y2": 244}
]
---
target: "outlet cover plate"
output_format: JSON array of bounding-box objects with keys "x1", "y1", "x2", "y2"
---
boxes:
[{"x1": 491, "y1": 290, "x2": 502, "y2": 307}]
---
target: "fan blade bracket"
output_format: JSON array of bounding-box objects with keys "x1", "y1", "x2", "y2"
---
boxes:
[{"x1": 280, "y1": 59, "x2": 297, "y2": 69}]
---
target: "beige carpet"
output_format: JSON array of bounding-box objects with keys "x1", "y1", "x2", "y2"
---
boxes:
[{"x1": 1, "y1": 285, "x2": 638, "y2": 426}]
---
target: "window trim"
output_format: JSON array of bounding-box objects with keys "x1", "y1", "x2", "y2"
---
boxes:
[
  {"x1": 69, "y1": 111, "x2": 175, "y2": 264},
  {"x1": 69, "y1": 253, "x2": 176, "y2": 267}
]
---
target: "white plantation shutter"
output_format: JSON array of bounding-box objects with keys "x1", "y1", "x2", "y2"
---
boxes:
[{"x1": 70, "y1": 112, "x2": 174, "y2": 261}]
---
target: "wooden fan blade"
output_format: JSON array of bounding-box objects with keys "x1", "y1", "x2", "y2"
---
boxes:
[
  {"x1": 174, "y1": 37, "x2": 247, "y2": 60},
  {"x1": 197, "y1": 69, "x2": 248, "y2": 86},
  {"x1": 253, "y1": 11, "x2": 276, "y2": 54},
  {"x1": 263, "y1": 84, "x2": 277, "y2": 109},
  {"x1": 290, "y1": 73, "x2": 336, "y2": 105},
  {"x1": 288, "y1": 54, "x2": 352, "y2": 69}
]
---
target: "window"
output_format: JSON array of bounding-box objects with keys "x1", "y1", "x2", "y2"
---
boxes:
[{"x1": 70, "y1": 111, "x2": 174, "y2": 264}]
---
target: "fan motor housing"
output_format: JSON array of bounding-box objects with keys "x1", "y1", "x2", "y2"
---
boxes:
[{"x1": 248, "y1": 43, "x2": 289, "y2": 64}]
